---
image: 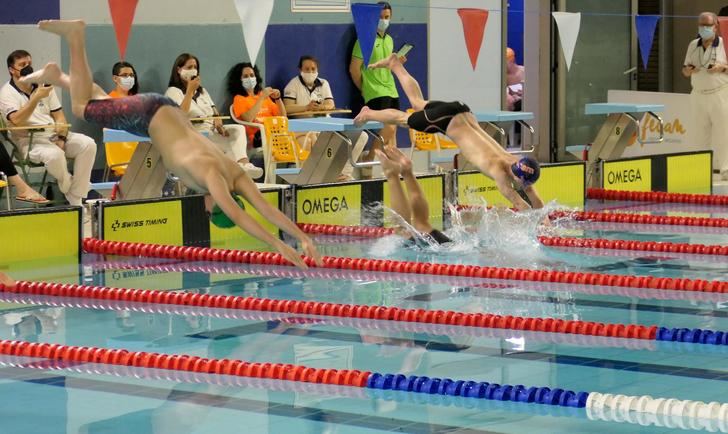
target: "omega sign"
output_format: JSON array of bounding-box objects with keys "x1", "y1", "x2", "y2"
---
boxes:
[
  {"x1": 607, "y1": 168, "x2": 642, "y2": 184},
  {"x1": 301, "y1": 196, "x2": 349, "y2": 214}
]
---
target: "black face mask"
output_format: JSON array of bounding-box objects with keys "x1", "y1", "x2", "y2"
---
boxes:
[{"x1": 18, "y1": 65, "x2": 33, "y2": 76}]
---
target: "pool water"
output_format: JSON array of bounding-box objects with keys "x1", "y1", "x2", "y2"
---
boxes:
[{"x1": 0, "y1": 198, "x2": 726, "y2": 433}]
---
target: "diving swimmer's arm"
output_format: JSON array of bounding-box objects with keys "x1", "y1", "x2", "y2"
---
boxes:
[
  {"x1": 523, "y1": 185, "x2": 544, "y2": 209},
  {"x1": 206, "y1": 174, "x2": 315, "y2": 269},
  {"x1": 494, "y1": 174, "x2": 531, "y2": 211},
  {"x1": 232, "y1": 173, "x2": 323, "y2": 267}
]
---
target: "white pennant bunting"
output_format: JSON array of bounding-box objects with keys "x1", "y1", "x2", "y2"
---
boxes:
[
  {"x1": 233, "y1": 0, "x2": 274, "y2": 66},
  {"x1": 552, "y1": 12, "x2": 581, "y2": 71}
]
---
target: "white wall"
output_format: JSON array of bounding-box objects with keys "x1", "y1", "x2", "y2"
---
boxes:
[
  {"x1": 0, "y1": 25, "x2": 61, "y2": 84},
  {"x1": 60, "y1": 0, "x2": 242, "y2": 25},
  {"x1": 428, "y1": 0, "x2": 502, "y2": 111}
]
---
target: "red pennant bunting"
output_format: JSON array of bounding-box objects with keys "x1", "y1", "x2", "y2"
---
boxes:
[
  {"x1": 457, "y1": 8, "x2": 489, "y2": 70},
  {"x1": 108, "y1": 0, "x2": 138, "y2": 60},
  {"x1": 719, "y1": 17, "x2": 728, "y2": 60}
]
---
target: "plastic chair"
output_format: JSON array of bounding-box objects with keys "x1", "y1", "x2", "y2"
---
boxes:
[
  {"x1": 406, "y1": 109, "x2": 458, "y2": 170},
  {"x1": 0, "y1": 117, "x2": 50, "y2": 195},
  {"x1": 103, "y1": 140, "x2": 138, "y2": 181},
  {"x1": 0, "y1": 171, "x2": 11, "y2": 210}
]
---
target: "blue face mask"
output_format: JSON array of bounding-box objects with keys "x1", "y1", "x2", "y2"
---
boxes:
[{"x1": 699, "y1": 26, "x2": 715, "y2": 40}]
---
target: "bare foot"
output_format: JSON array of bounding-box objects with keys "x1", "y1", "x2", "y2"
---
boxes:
[
  {"x1": 353, "y1": 106, "x2": 372, "y2": 126},
  {"x1": 38, "y1": 19, "x2": 85, "y2": 36},
  {"x1": 19, "y1": 62, "x2": 62, "y2": 86},
  {"x1": 386, "y1": 146, "x2": 413, "y2": 174},
  {"x1": 368, "y1": 53, "x2": 399, "y2": 70},
  {"x1": 375, "y1": 149, "x2": 400, "y2": 178},
  {"x1": 0, "y1": 272, "x2": 16, "y2": 288}
]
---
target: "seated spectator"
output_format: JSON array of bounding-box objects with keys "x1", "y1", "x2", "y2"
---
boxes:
[
  {"x1": 283, "y1": 55, "x2": 366, "y2": 181},
  {"x1": 227, "y1": 62, "x2": 286, "y2": 149},
  {"x1": 283, "y1": 55, "x2": 335, "y2": 115},
  {"x1": 0, "y1": 49, "x2": 96, "y2": 206},
  {"x1": 1, "y1": 142, "x2": 49, "y2": 203},
  {"x1": 166, "y1": 54, "x2": 262, "y2": 179},
  {"x1": 109, "y1": 60, "x2": 139, "y2": 98},
  {"x1": 104, "y1": 61, "x2": 139, "y2": 179}
]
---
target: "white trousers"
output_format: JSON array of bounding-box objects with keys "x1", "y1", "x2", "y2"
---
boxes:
[
  {"x1": 205, "y1": 124, "x2": 249, "y2": 162},
  {"x1": 20, "y1": 132, "x2": 97, "y2": 205},
  {"x1": 691, "y1": 87, "x2": 728, "y2": 172}
]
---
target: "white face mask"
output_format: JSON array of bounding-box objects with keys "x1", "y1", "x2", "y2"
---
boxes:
[
  {"x1": 301, "y1": 72, "x2": 318, "y2": 85},
  {"x1": 180, "y1": 68, "x2": 197, "y2": 81},
  {"x1": 118, "y1": 76, "x2": 135, "y2": 91},
  {"x1": 699, "y1": 26, "x2": 715, "y2": 40},
  {"x1": 378, "y1": 18, "x2": 390, "y2": 33},
  {"x1": 241, "y1": 77, "x2": 257, "y2": 90}
]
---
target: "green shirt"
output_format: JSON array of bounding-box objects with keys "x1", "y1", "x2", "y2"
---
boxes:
[{"x1": 352, "y1": 33, "x2": 399, "y2": 103}]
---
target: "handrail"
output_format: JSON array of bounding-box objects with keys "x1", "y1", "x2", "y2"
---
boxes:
[{"x1": 624, "y1": 112, "x2": 664, "y2": 145}]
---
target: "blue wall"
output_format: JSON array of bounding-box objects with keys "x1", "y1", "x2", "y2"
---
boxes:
[{"x1": 507, "y1": 0, "x2": 524, "y2": 64}]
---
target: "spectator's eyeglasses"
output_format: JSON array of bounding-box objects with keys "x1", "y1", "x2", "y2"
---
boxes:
[{"x1": 116, "y1": 73, "x2": 135, "y2": 78}]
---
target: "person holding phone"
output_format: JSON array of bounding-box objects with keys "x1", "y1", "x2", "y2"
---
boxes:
[
  {"x1": 349, "y1": 1, "x2": 403, "y2": 172},
  {"x1": 682, "y1": 12, "x2": 728, "y2": 180},
  {"x1": 166, "y1": 53, "x2": 262, "y2": 179}
]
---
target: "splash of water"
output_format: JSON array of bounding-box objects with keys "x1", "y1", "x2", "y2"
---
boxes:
[{"x1": 369, "y1": 199, "x2": 572, "y2": 269}]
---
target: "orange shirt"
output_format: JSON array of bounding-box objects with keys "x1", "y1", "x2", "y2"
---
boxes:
[
  {"x1": 232, "y1": 93, "x2": 281, "y2": 143},
  {"x1": 108, "y1": 89, "x2": 124, "y2": 98}
]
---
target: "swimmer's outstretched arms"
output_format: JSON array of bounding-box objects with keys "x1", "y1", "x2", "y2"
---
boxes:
[
  {"x1": 355, "y1": 54, "x2": 544, "y2": 211},
  {"x1": 32, "y1": 20, "x2": 322, "y2": 269}
]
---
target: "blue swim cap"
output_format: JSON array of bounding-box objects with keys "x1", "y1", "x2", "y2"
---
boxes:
[
  {"x1": 511, "y1": 156, "x2": 541, "y2": 186},
  {"x1": 210, "y1": 194, "x2": 246, "y2": 228}
]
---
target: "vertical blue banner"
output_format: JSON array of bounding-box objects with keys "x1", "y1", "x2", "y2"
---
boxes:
[
  {"x1": 635, "y1": 15, "x2": 660, "y2": 70},
  {"x1": 351, "y1": 2, "x2": 382, "y2": 66}
]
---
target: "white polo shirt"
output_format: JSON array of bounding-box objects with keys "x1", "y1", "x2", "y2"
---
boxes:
[
  {"x1": 684, "y1": 36, "x2": 728, "y2": 93},
  {"x1": 164, "y1": 86, "x2": 216, "y2": 131},
  {"x1": 283, "y1": 75, "x2": 334, "y2": 106},
  {"x1": 0, "y1": 80, "x2": 62, "y2": 138}
]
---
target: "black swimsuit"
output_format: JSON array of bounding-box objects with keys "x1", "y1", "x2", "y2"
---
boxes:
[
  {"x1": 406, "y1": 101, "x2": 471, "y2": 135},
  {"x1": 404, "y1": 229, "x2": 452, "y2": 248}
]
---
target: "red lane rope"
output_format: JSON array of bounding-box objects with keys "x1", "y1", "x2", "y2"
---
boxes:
[
  {"x1": 298, "y1": 222, "x2": 728, "y2": 256},
  {"x1": 84, "y1": 259, "x2": 728, "y2": 302},
  {"x1": 538, "y1": 236, "x2": 728, "y2": 256},
  {"x1": 81, "y1": 238, "x2": 728, "y2": 293},
  {"x1": 298, "y1": 223, "x2": 394, "y2": 237},
  {"x1": 0, "y1": 338, "x2": 371, "y2": 387},
  {"x1": 0, "y1": 292, "x2": 657, "y2": 351},
  {"x1": 0, "y1": 354, "x2": 370, "y2": 399},
  {"x1": 587, "y1": 188, "x2": 728, "y2": 206},
  {"x1": 552, "y1": 211, "x2": 728, "y2": 229},
  {"x1": 0, "y1": 280, "x2": 659, "y2": 340}
]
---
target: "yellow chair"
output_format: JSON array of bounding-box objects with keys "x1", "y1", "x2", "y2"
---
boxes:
[
  {"x1": 103, "y1": 141, "x2": 138, "y2": 181},
  {"x1": 261, "y1": 116, "x2": 310, "y2": 183},
  {"x1": 0, "y1": 171, "x2": 10, "y2": 210}
]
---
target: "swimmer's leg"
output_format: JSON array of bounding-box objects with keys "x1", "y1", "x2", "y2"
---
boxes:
[
  {"x1": 354, "y1": 107, "x2": 410, "y2": 127},
  {"x1": 388, "y1": 147, "x2": 432, "y2": 233},
  {"x1": 376, "y1": 149, "x2": 411, "y2": 225},
  {"x1": 380, "y1": 54, "x2": 428, "y2": 111},
  {"x1": 37, "y1": 20, "x2": 96, "y2": 118}
]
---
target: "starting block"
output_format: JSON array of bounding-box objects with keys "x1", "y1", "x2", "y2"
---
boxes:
[
  {"x1": 279, "y1": 118, "x2": 384, "y2": 184},
  {"x1": 102, "y1": 129, "x2": 170, "y2": 200},
  {"x1": 583, "y1": 103, "x2": 665, "y2": 187}
]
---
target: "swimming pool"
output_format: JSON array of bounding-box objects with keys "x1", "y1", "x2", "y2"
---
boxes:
[{"x1": 0, "y1": 196, "x2": 726, "y2": 433}]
